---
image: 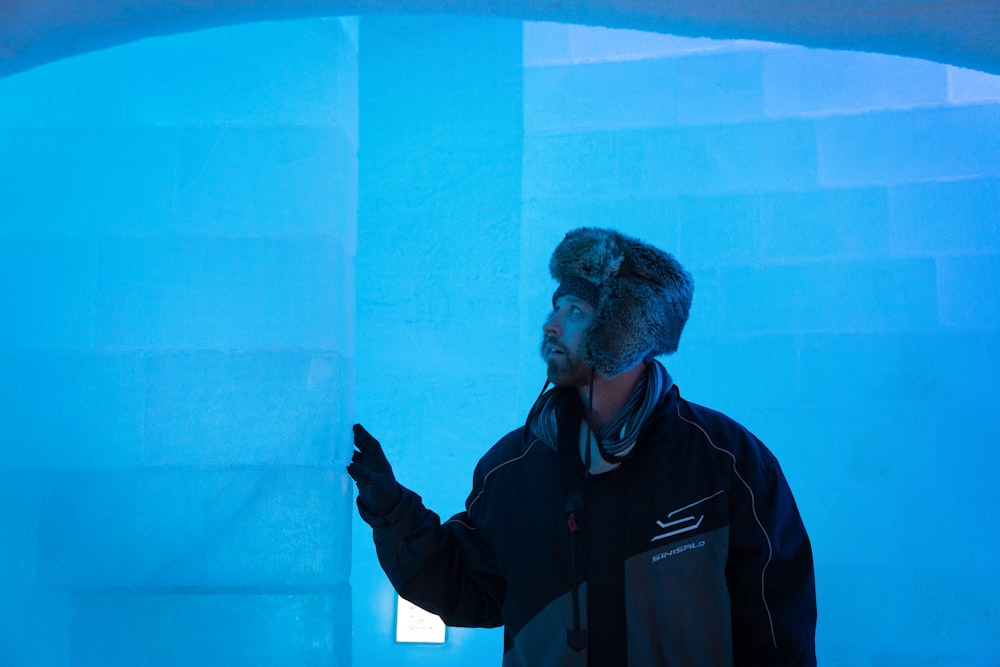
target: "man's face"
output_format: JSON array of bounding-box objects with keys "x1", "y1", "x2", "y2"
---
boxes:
[{"x1": 541, "y1": 295, "x2": 595, "y2": 388}]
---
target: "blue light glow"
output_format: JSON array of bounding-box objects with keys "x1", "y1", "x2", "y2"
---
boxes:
[{"x1": 1, "y1": 14, "x2": 998, "y2": 667}]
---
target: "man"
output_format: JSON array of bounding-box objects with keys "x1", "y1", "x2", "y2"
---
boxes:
[{"x1": 349, "y1": 227, "x2": 817, "y2": 666}]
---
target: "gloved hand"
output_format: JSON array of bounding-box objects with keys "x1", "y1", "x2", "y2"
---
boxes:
[{"x1": 347, "y1": 424, "x2": 402, "y2": 516}]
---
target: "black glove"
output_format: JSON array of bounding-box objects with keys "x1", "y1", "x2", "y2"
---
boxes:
[{"x1": 347, "y1": 424, "x2": 402, "y2": 516}]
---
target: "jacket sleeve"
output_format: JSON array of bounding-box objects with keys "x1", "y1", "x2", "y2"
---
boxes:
[
  {"x1": 727, "y1": 435, "x2": 817, "y2": 667},
  {"x1": 357, "y1": 482, "x2": 505, "y2": 629}
]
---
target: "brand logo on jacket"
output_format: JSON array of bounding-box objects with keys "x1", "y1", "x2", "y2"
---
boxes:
[
  {"x1": 650, "y1": 489, "x2": 724, "y2": 542},
  {"x1": 651, "y1": 540, "x2": 706, "y2": 563},
  {"x1": 651, "y1": 514, "x2": 703, "y2": 542}
]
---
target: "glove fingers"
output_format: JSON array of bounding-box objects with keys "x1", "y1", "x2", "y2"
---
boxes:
[
  {"x1": 346, "y1": 461, "x2": 369, "y2": 486},
  {"x1": 353, "y1": 423, "x2": 390, "y2": 470},
  {"x1": 353, "y1": 423, "x2": 375, "y2": 445}
]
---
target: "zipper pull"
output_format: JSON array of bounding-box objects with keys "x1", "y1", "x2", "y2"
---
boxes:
[
  {"x1": 564, "y1": 492, "x2": 587, "y2": 652},
  {"x1": 565, "y1": 493, "x2": 583, "y2": 532}
]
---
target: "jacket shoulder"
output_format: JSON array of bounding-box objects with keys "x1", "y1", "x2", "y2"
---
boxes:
[
  {"x1": 668, "y1": 392, "x2": 782, "y2": 471},
  {"x1": 675, "y1": 396, "x2": 749, "y2": 434}
]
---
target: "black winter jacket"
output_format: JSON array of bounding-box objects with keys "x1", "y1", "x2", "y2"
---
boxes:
[{"x1": 359, "y1": 384, "x2": 817, "y2": 666}]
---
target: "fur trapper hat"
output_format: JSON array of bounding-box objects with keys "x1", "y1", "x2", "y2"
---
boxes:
[{"x1": 550, "y1": 227, "x2": 694, "y2": 377}]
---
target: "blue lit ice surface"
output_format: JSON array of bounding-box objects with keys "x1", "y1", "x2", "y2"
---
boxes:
[{"x1": 1, "y1": 14, "x2": 998, "y2": 667}]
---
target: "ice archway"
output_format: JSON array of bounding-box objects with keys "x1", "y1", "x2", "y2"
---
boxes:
[{"x1": 2, "y1": 0, "x2": 1000, "y2": 78}]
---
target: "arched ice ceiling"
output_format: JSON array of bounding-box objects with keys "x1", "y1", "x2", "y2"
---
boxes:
[{"x1": 1, "y1": 0, "x2": 999, "y2": 79}]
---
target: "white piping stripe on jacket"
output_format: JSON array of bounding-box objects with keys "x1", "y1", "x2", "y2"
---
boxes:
[
  {"x1": 446, "y1": 437, "x2": 544, "y2": 532},
  {"x1": 669, "y1": 488, "x2": 726, "y2": 518},
  {"x1": 677, "y1": 404, "x2": 779, "y2": 651}
]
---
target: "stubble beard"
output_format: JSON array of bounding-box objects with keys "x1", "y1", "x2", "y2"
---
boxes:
[{"x1": 542, "y1": 337, "x2": 592, "y2": 388}]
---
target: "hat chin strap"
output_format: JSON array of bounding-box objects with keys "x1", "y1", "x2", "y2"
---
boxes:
[
  {"x1": 565, "y1": 367, "x2": 595, "y2": 653},
  {"x1": 584, "y1": 368, "x2": 595, "y2": 474}
]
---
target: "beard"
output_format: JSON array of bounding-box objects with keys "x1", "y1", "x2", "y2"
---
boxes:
[{"x1": 541, "y1": 335, "x2": 593, "y2": 388}]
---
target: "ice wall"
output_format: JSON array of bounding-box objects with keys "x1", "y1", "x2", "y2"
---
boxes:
[
  {"x1": 0, "y1": 18, "x2": 358, "y2": 666},
  {"x1": 352, "y1": 15, "x2": 521, "y2": 665}
]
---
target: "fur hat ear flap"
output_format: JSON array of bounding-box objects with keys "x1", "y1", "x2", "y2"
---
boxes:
[{"x1": 550, "y1": 228, "x2": 694, "y2": 377}]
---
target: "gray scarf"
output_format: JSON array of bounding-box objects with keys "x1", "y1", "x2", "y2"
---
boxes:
[{"x1": 527, "y1": 360, "x2": 672, "y2": 475}]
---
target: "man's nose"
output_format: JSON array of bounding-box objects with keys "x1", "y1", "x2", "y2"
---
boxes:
[{"x1": 543, "y1": 312, "x2": 561, "y2": 336}]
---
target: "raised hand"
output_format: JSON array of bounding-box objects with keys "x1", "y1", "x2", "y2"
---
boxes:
[{"x1": 347, "y1": 424, "x2": 402, "y2": 515}]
